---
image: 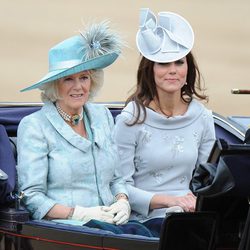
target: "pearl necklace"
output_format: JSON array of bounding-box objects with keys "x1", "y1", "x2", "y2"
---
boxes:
[{"x1": 56, "y1": 103, "x2": 83, "y2": 126}]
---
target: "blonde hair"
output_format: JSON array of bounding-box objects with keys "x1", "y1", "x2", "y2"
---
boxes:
[{"x1": 40, "y1": 69, "x2": 104, "y2": 103}]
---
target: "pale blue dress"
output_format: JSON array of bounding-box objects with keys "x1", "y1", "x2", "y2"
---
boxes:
[
  {"x1": 113, "y1": 100, "x2": 216, "y2": 221},
  {"x1": 17, "y1": 101, "x2": 127, "y2": 220}
]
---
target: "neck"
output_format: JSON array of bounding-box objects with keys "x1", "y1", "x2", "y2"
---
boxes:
[
  {"x1": 151, "y1": 96, "x2": 187, "y2": 117},
  {"x1": 55, "y1": 102, "x2": 83, "y2": 126}
]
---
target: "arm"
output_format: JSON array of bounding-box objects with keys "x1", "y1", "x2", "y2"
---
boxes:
[
  {"x1": 17, "y1": 116, "x2": 70, "y2": 220},
  {"x1": 45, "y1": 204, "x2": 72, "y2": 219},
  {"x1": 17, "y1": 116, "x2": 113, "y2": 222},
  {"x1": 197, "y1": 110, "x2": 216, "y2": 166},
  {"x1": 113, "y1": 112, "x2": 156, "y2": 216},
  {"x1": 152, "y1": 110, "x2": 215, "y2": 212},
  {"x1": 114, "y1": 106, "x2": 200, "y2": 214},
  {"x1": 150, "y1": 193, "x2": 196, "y2": 212},
  {"x1": 104, "y1": 107, "x2": 128, "y2": 197}
]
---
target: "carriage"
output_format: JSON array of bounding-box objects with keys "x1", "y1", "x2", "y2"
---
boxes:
[{"x1": 0, "y1": 99, "x2": 250, "y2": 250}]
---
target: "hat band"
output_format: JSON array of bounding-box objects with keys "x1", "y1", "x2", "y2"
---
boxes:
[{"x1": 49, "y1": 59, "x2": 82, "y2": 72}]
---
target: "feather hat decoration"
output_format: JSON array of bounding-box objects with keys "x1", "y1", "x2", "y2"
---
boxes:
[
  {"x1": 79, "y1": 21, "x2": 123, "y2": 61},
  {"x1": 21, "y1": 21, "x2": 123, "y2": 92}
]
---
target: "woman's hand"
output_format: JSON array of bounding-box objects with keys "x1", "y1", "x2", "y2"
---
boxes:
[
  {"x1": 150, "y1": 192, "x2": 196, "y2": 212},
  {"x1": 166, "y1": 193, "x2": 196, "y2": 212},
  {"x1": 72, "y1": 205, "x2": 114, "y2": 223},
  {"x1": 104, "y1": 199, "x2": 131, "y2": 225}
]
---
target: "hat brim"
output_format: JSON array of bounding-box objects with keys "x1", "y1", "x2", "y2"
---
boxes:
[{"x1": 21, "y1": 52, "x2": 119, "y2": 92}]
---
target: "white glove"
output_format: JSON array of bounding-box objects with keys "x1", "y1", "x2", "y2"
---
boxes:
[
  {"x1": 104, "y1": 199, "x2": 131, "y2": 225},
  {"x1": 165, "y1": 206, "x2": 184, "y2": 214},
  {"x1": 72, "y1": 205, "x2": 114, "y2": 224}
]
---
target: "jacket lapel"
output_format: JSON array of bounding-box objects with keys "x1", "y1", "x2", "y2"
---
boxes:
[
  {"x1": 84, "y1": 103, "x2": 105, "y2": 149},
  {"x1": 42, "y1": 102, "x2": 91, "y2": 152}
]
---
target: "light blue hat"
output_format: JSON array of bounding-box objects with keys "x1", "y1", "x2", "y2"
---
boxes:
[
  {"x1": 136, "y1": 8, "x2": 194, "y2": 63},
  {"x1": 21, "y1": 21, "x2": 122, "y2": 92}
]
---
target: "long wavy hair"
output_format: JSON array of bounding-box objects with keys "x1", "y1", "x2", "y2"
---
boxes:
[{"x1": 126, "y1": 52, "x2": 208, "y2": 125}]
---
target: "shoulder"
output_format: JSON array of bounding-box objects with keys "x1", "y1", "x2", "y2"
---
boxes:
[
  {"x1": 84, "y1": 102, "x2": 114, "y2": 127},
  {"x1": 123, "y1": 101, "x2": 136, "y2": 114},
  {"x1": 17, "y1": 109, "x2": 46, "y2": 143},
  {"x1": 190, "y1": 99, "x2": 212, "y2": 115},
  {"x1": 189, "y1": 99, "x2": 214, "y2": 123},
  {"x1": 18, "y1": 102, "x2": 54, "y2": 128},
  {"x1": 18, "y1": 109, "x2": 43, "y2": 129},
  {"x1": 17, "y1": 102, "x2": 59, "y2": 137},
  {"x1": 84, "y1": 102, "x2": 111, "y2": 117},
  {"x1": 117, "y1": 101, "x2": 140, "y2": 121}
]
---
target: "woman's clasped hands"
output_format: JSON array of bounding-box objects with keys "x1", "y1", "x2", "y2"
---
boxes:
[
  {"x1": 72, "y1": 199, "x2": 131, "y2": 225},
  {"x1": 104, "y1": 199, "x2": 131, "y2": 225}
]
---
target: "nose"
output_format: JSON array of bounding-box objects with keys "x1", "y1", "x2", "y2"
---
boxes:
[
  {"x1": 168, "y1": 63, "x2": 177, "y2": 74},
  {"x1": 73, "y1": 78, "x2": 83, "y2": 89}
]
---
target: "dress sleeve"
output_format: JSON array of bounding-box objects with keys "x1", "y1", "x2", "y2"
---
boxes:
[
  {"x1": 17, "y1": 116, "x2": 56, "y2": 220},
  {"x1": 113, "y1": 111, "x2": 155, "y2": 216},
  {"x1": 104, "y1": 107, "x2": 128, "y2": 197},
  {"x1": 197, "y1": 110, "x2": 216, "y2": 166}
]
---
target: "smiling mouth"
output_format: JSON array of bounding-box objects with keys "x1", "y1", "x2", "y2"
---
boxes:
[{"x1": 70, "y1": 94, "x2": 84, "y2": 98}]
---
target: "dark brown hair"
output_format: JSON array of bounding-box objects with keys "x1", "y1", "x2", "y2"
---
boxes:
[{"x1": 126, "y1": 52, "x2": 207, "y2": 125}]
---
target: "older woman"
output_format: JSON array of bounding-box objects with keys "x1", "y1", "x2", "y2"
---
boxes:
[{"x1": 17, "y1": 21, "x2": 130, "y2": 225}]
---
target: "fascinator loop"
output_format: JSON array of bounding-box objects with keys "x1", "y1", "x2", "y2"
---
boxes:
[{"x1": 136, "y1": 8, "x2": 194, "y2": 63}]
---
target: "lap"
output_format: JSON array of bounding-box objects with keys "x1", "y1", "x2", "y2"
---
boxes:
[{"x1": 84, "y1": 218, "x2": 164, "y2": 237}]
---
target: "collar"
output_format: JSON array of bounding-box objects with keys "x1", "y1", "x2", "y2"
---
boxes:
[
  {"x1": 42, "y1": 102, "x2": 105, "y2": 151},
  {"x1": 122, "y1": 99, "x2": 205, "y2": 129}
]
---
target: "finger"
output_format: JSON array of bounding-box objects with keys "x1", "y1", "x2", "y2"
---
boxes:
[
  {"x1": 184, "y1": 203, "x2": 195, "y2": 212},
  {"x1": 117, "y1": 218, "x2": 129, "y2": 225},
  {"x1": 187, "y1": 192, "x2": 196, "y2": 198},
  {"x1": 189, "y1": 203, "x2": 196, "y2": 212},
  {"x1": 189, "y1": 207, "x2": 195, "y2": 212},
  {"x1": 115, "y1": 214, "x2": 128, "y2": 225},
  {"x1": 188, "y1": 195, "x2": 196, "y2": 203},
  {"x1": 106, "y1": 208, "x2": 118, "y2": 215},
  {"x1": 102, "y1": 217, "x2": 115, "y2": 224},
  {"x1": 100, "y1": 211, "x2": 115, "y2": 219},
  {"x1": 180, "y1": 203, "x2": 190, "y2": 212},
  {"x1": 113, "y1": 211, "x2": 125, "y2": 222},
  {"x1": 113, "y1": 214, "x2": 128, "y2": 225},
  {"x1": 101, "y1": 206, "x2": 112, "y2": 212}
]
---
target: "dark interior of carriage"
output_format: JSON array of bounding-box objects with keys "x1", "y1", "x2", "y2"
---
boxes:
[{"x1": 0, "y1": 105, "x2": 250, "y2": 250}]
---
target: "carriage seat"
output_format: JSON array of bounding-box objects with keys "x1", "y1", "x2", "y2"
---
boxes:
[{"x1": 0, "y1": 125, "x2": 16, "y2": 204}]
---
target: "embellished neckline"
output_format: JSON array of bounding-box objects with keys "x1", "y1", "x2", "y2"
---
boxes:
[{"x1": 55, "y1": 102, "x2": 83, "y2": 126}]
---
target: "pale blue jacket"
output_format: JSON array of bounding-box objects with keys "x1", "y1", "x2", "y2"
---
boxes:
[{"x1": 17, "y1": 101, "x2": 127, "y2": 220}]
